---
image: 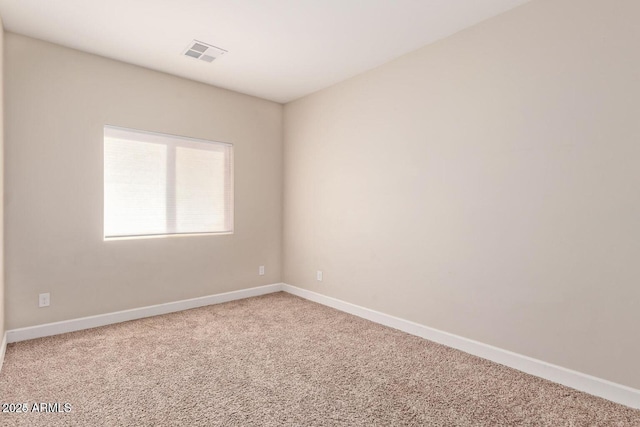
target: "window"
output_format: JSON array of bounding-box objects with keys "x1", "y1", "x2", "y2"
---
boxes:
[{"x1": 104, "y1": 126, "x2": 233, "y2": 239}]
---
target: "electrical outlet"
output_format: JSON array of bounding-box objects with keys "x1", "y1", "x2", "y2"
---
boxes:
[
  {"x1": 317, "y1": 270, "x2": 323, "y2": 281},
  {"x1": 39, "y1": 293, "x2": 50, "y2": 308},
  {"x1": 259, "y1": 265, "x2": 265, "y2": 276}
]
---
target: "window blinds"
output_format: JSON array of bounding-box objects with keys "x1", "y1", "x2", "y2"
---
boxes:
[{"x1": 104, "y1": 126, "x2": 233, "y2": 238}]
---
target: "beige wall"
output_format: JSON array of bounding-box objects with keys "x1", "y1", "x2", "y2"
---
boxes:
[
  {"x1": 5, "y1": 33, "x2": 283, "y2": 329},
  {"x1": 0, "y1": 19, "x2": 4, "y2": 341},
  {"x1": 283, "y1": 0, "x2": 640, "y2": 389}
]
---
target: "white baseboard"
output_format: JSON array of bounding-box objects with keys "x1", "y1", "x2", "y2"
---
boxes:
[
  {"x1": 5, "y1": 282, "x2": 638, "y2": 409},
  {"x1": 281, "y1": 284, "x2": 640, "y2": 410},
  {"x1": 6, "y1": 283, "x2": 283, "y2": 344},
  {"x1": 0, "y1": 332, "x2": 7, "y2": 375}
]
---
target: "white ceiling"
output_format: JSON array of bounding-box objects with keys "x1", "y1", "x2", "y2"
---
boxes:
[{"x1": 0, "y1": 0, "x2": 531, "y2": 103}]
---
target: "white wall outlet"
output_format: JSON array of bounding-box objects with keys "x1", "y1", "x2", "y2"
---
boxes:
[
  {"x1": 259, "y1": 265, "x2": 265, "y2": 276},
  {"x1": 317, "y1": 270, "x2": 323, "y2": 281},
  {"x1": 39, "y1": 292, "x2": 50, "y2": 308}
]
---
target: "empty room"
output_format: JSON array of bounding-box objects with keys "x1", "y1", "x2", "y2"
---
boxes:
[{"x1": 0, "y1": 0, "x2": 638, "y2": 425}]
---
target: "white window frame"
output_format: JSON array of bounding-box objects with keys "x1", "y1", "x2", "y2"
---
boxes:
[{"x1": 103, "y1": 125, "x2": 234, "y2": 240}]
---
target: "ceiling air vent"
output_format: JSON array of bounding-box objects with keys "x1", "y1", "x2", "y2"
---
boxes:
[{"x1": 183, "y1": 40, "x2": 227, "y2": 62}]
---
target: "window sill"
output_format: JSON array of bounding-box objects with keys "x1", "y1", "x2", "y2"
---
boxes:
[{"x1": 104, "y1": 232, "x2": 234, "y2": 241}]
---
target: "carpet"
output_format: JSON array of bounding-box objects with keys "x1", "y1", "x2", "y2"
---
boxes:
[{"x1": 0, "y1": 292, "x2": 638, "y2": 426}]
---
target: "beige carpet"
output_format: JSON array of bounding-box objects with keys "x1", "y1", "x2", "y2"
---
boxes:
[{"x1": 0, "y1": 292, "x2": 638, "y2": 426}]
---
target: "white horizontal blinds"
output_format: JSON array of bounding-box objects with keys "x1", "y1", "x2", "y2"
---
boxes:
[
  {"x1": 104, "y1": 137, "x2": 168, "y2": 237},
  {"x1": 104, "y1": 126, "x2": 233, "y2": 238},
  {"x1": 175, "y1": 146, "x2": 230, "y2": 233}
]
